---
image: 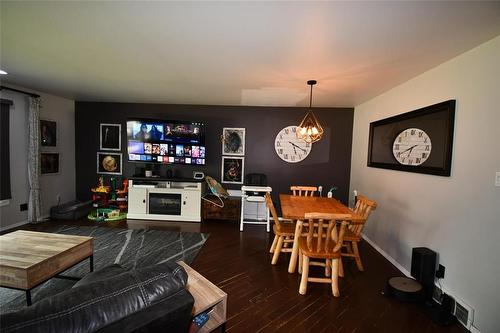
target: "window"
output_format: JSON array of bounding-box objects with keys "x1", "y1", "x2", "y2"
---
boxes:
[{"x1": 0, "y1": 99, "x2": 12, "y2": 201}]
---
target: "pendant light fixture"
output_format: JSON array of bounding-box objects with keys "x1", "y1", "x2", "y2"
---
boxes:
[{"x1": 296, "y1": 80, "x2": 324, "y2": 143}]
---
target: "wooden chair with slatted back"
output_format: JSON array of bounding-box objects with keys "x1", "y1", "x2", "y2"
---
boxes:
[
  {"x1": 290, "y1": 186, "x2": 317, "y2": 197},
  {"x1": 265, "y1": 193, "x2": 295, "y2": 265},
  {"x1": 341, "y1": 195, "x2": 377, "y2": 271},
  {"x1": 298, "y1": 213, "x2": 351, "y2": 297}
]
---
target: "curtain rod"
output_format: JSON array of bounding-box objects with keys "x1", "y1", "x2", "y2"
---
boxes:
[{"x1": 0, "y1": 85, "x2": 41, "y2": 98}]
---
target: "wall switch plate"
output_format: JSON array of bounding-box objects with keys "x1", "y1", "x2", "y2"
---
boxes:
[{"x1": 495, "y1": 172, "x2": 500, "y2": 187}]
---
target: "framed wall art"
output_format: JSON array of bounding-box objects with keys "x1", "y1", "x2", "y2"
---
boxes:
[
  {"x1": 221, "y1": 156, "x2": 244, "y2": 184},
  {"x1": 40, "y1": 119, "x2": 57, "y2": 147},
  {"x1": 97, "y1": 152, "x2": 122, "y2": 175},
  {"x1": 222, "y1": 127, "x2": 245, "y2": 156},
  {"x1": 367, "y1": 100, "x2": 455, "y2": 176},
  {"x1": 100, "y1": 123, "x2": 121, "y2": 151},
  {"x1": 41, "y1": 153, "x2": 60, "y2": 174}
]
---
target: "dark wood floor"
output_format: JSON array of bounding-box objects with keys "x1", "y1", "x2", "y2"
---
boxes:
[{"x1": 14, "y1": 219, "x2": 467, "y2": 333}]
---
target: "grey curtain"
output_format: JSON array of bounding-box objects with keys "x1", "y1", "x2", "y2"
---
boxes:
[{"x1": 28, "y1": 97, "x2": 42, "y2": 223}]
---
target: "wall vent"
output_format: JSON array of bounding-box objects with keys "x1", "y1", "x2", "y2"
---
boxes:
[{"x1": 454, "y1": 298, "x2": 474, "y2": 329}]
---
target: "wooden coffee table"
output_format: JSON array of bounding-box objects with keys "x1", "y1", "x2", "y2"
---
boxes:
[{"x1": 0, "y1": 230, "x2": 93, "y2": 306}]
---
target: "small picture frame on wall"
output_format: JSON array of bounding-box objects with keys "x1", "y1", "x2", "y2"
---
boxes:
[
  {"x1": 222, "y1": 127, "x2": 245, "y2": 156},
  {"x1": 41, "y1": 153, "x2": 60, "y2": 175},
  {"x1": 221, "y1": 156, "x2": 244, "y2": 184},
  {"x1": 40, "y1": 119, "x2": 57, "y2": 147},
  {"x1": 100, "y1": 123, "x2": 121, "y2": 151},
  {"x1": 97, "y1": 152, "x2": 122, "y2": 175}
]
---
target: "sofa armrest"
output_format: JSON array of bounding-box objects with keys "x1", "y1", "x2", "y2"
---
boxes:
[{"x1": 0, "y1": 262, "x2": 194, "y2": 333}]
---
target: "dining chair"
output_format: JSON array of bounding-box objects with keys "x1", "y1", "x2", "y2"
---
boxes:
[
  {"x1": 290, "y1": 186, "x2": 317, "y2": 197},
  {"x1": 265, "y1": 193, "x2": 295, "y2": 265},
  {"x1": 297, "y1": 213, "x2": 351, "y2": 297},
  {"x1": 341, "y1": 195, "x2": 377, "y2": 271}
]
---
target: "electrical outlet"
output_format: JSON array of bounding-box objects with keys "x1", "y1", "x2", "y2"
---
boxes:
[
  {"x1": 20, "y1": 203, "x2": 28, "y2": 211},
  {"x1": 56, "y1": 194, "x2": 61, "y2": 203},
  {"x1": 495, "y1": 172, "x2": 500, "y2": 187},
  {"x1": 436, "y1": 264, "x2": 445, "y2": 279}
]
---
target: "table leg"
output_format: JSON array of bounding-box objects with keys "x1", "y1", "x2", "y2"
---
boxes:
[
  {"x1": 220, "y1": 322, "x2": 226, "y2": 333},
  {"x1": 26, "y1": 289, "x2": 32, "y2": 306},
  {"x1": 239, "y1": 197, "x2": 245, "y2": 232},
  {"x1": 266, "y1": 206, "x2": 270, "y2": 233},
  {"x1": 90, "y1": 255, "x2": 94, "y2": 272},
  {"x1": 288, "y1": 220, "x2": 303, "y2": 274}
]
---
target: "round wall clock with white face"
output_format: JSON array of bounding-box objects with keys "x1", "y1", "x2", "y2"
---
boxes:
[
  {"x1": 275, "y1": 126, "x2": 312, "y2": 163},
  {"x1": 392, "y1": 128, "x2": 432, "y2": 166}
]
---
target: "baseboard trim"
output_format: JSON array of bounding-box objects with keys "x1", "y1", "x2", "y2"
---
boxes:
[
  {"x1": 470, "y1": 325, "x2": 481, "y2": 333},
  {"x1": 361, "y1": 233, "x2": 411, "y2": 277},
  {"x1": 0, "y1": 219, "x2": 29, "y2": 232},
  {"x1": 0, "y1": 214, "x2": 50, "y2": 233}
]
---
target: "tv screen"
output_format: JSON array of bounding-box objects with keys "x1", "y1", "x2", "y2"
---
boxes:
[{"x1": 127, "y1": 119, "x2": 205, "y2": 165}]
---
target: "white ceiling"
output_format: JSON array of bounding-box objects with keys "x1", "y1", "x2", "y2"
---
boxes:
[{"x1": 1, "y1": 1, "x2": 499, "y2": 107}]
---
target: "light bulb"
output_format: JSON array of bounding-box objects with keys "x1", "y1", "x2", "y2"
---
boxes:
[
  {"x1": 300, "y1": 127, "x2": 306, "y2": 135},
  {"x1": 312, "y1": 127, "x2": 319, "y2": 135},
  {"x1": 307, "y1": 128, "x2": 312, "y2": 135}
]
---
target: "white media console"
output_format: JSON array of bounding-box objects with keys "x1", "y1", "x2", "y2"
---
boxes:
[{"x1": 127, "y1": 177, "x2": 203, "y2": 222}]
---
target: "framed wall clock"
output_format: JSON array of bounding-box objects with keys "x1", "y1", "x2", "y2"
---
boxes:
[
  {"x1": 367, "y1": 100, "x2": 455, "y2": 176},
  {"x1": 275, "y1": 125, "x2": 312, "y2": 163}
]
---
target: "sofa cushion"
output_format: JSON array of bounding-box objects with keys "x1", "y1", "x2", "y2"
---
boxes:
[{"x1": 0, "y1": 262, "x2": 194, "y2": 333}]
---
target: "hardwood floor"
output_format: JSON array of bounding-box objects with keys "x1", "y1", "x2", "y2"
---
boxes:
[{"x1": 9, "y1": 219, "x2": 467, "y2": 333}]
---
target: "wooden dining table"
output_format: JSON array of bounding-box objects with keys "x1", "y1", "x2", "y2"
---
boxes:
[{"x1": 279, "y1": 194, "x2": 365, "y2": 274}]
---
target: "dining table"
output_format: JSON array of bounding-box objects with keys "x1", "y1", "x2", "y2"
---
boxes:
[{"x1": 279, "y1": 194, "x2": 365, "y2": 274}]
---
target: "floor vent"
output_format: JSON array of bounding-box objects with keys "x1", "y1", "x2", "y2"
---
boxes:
[{"x1": 454, "y1": 299, "x2": 474, "y2": 329}]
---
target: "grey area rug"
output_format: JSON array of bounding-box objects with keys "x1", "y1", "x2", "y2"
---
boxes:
[{"x1": 0, "y1": 225, "x2": 208, "y2": 313}]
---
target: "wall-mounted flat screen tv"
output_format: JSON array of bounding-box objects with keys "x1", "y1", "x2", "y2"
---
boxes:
[{"x1": 127, "y1": 119, "x2": 206, "y2": 165}]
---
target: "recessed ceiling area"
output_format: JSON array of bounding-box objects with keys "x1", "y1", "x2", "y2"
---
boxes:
[{"x1": 1, "y1": 1, "x2": 499, "y2": 107}]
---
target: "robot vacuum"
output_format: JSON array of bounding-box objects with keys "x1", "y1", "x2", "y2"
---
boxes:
[{"x1": 383, "y1": 276, "x2": 424, "y2": 302}]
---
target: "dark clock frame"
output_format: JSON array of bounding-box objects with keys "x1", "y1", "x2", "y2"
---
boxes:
[{"x1": 367, "y1": 100, "x2": 455, "y2": 176}]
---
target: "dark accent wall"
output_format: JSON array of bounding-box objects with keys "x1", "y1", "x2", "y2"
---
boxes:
[{"x1": 75, "y1": 102, "x2": 354, "y2": 205}]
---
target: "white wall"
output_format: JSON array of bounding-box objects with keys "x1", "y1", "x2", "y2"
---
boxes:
[
  {"x1": 350, "y1": 36, "x2": 500, "y2": 333},
  {"x1": 0, "y1": 86, "x2": 75, "y2": 230}
]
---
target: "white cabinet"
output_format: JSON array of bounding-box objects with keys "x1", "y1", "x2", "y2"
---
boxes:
[
  {"x1": 128, "y1": 187, "x2": 147, "y2": 214},
  {"x1": 181, "y1": 188, "x2": 202, "y2": 220},
  {"x1": 127, "y1": 179, "x2": 202, "y2": 222}
]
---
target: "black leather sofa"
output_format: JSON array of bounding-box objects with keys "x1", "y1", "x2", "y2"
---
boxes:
[{"x1": 0, "y1": 262, "x2": 194, "y2": 333}]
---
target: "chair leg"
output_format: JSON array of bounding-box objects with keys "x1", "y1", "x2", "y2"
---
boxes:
[
  {"x1": 299, "y1": 256, "x2": 309, "y2": 295},
  {"x1": 331, "y1": 259, "x2": 340, "y2": 297},
  {"x1": 269, "y1": 235, "x2": 278, "y2": 253},
  {"x1": 240, "y1": 197, "x2": 245, "y2": 231},
  {"x1": 325, "y1": 259, "x2": 331, "y2": 277},
  {"x1": 352, "y1": 241, "x2": 364, "y2": 271},
  {"x1": 271, "y1": 236, "x2": 284, "y2": 265},
  {"x1": 298, "y1": 250, "x2": 302, "y2": 274},
  {"x1": 339, "y1": 257, "x2": 344, "y2": 278},
  {"x1": 266, "y1": 206, "x2": 270, "y2": 233},
  {"x1": 346, "y1": 242, "x2": 353, "y2": 254}
]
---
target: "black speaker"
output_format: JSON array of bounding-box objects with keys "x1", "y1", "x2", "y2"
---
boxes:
[{"x1": 411, "y1": 247, "x2": 436, "y2": 300}]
